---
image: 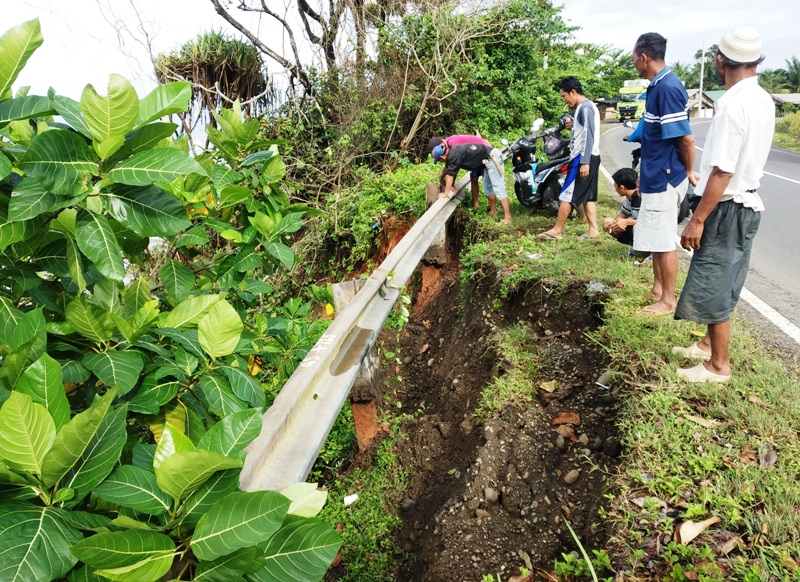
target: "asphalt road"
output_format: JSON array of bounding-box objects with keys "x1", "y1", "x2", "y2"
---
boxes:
[{"x1": 601, "y1": 119, "x2": 800, "y2": 337}]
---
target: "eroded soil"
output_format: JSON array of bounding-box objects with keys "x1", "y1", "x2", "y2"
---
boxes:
[{"x1": 381, "y1": 261, "x2": 622, "y2": 581}]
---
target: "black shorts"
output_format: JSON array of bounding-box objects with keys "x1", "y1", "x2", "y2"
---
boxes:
[
  {"x1": 616, "y1": 225, "x2": 634, "y2": 246},
  {"x1": 559, "y1": 155, "x2": 600, "y2": 207}
]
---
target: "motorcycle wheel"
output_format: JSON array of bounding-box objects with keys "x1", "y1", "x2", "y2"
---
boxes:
[
  {"x1": 514, "y1": 182, "x2": 537, "y2": 209},
  {"x1": 540, "y1": 181, "x2": 561, "y2": 215}
]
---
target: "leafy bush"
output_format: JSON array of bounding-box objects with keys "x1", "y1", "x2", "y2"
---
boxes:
[
  {"x1": 0, "y1": 19, "x2": 340, "y2": 581},
  {"x1": 776, "y1": 111, "x2": 800, "y2": 139}
]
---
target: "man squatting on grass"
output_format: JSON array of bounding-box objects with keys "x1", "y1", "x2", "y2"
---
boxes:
[
  {"x1": 539, "y1": 76, "x2": 600, "y2": 240},
  {"x1": 604, "y1": 167, "x2": 640, "y2": 246},
  {"x1": 672, "y1": 27, "x2": 775, "y2": 384},
  {"x1": 631, "y1": 32, "x2": 698, "y2": 317},
  {"x1": 428, "y1": 135, "x2": 512, "y2": 223}
]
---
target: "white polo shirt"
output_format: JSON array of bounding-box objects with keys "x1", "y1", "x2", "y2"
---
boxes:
[{"x1": 695, "y1": 76, "x2": 775, "y2": 211}]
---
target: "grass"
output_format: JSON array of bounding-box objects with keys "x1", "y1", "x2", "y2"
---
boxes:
[
  {"x1": 457, "y1": 176, "x2": 800, "y2": 579},
  {"x1": 773, "y1": 128, "x2": 800, "y2": 152}
]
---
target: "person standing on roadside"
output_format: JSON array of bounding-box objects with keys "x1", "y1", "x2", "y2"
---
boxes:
[
  {"x1": 538, "y1": 76, "x2": 600, "y2": 240},
  {"x1": 428, "y1": 135, "x2": 512, "y2": 223},
  {"x1": 672, "y1": 27, "x2": 775, "y2": 383},
  {"x1": 631, "y1": 33, "x2": 698, "y2": 316}
]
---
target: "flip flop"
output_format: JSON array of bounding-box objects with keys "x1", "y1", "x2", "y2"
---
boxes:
[
  {"x1": 538, "y1": 232, "x2": 562, "y2": 240},
  {"x1": 636, "y1": 306, "x2": 674, "y2": 317},
  {"x1": 672, "y1": 343, "x2": 711, "y2": 361},
  {"x1": 677, "y1": 363, "x2": 731, "y2": 384},
  {"x1": 577, "y1": 234, "x2": 598, "y2": 239}
]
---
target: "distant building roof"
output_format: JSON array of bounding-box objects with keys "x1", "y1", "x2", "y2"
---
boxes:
[
  {"x1": 705, "y1": 90, "x2": 725, "y2": 102},
  {"x1": 771, "y1": 93, "x2": 800, "y2": 105}
]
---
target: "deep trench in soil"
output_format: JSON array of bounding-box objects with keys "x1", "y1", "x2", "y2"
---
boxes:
[{"x1": 330, "y1": 218, "x2": 624, "y2": 581}]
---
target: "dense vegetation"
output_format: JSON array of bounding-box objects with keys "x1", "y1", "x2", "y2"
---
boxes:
[{"x1": 0, "y1": 19, "x2": 341, "y2": 582}]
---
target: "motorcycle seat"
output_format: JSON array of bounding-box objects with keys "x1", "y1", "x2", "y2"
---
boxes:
[{"x1": 535, "y1": 156, "x2": 569, "y2": 172}]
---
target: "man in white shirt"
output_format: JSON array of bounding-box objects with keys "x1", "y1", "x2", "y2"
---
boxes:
[{"x1": 672, "y1": 27, "x2": 775, "y2": 383}]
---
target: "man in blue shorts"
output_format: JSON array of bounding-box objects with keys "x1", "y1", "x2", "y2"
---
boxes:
[
  {"x1": 631, "y1": 33, "x2": 698, "y2": 316},
  {"x1": 428, "y1": 135, "x2": 512, "y2": 223},
  {"x1": 672, "y1": 27, "x2": 775, "y2": 383}
]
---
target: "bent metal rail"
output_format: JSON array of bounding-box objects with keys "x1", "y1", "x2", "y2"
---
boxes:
[{"x1": 240, "y1": 174, "x2": 474, "y2": 492}]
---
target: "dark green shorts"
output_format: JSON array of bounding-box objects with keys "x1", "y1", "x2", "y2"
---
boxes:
[{"x1": 675, "y1": 200, "x2": 760, "y2": 324}]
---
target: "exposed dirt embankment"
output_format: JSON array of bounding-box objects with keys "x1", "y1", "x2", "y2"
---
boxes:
[{"x1": 381, "y1": 260, "x2": 623, "y2": 581}]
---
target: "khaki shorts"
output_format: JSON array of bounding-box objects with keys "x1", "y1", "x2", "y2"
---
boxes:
[{"x1": 633, "y1": 179, "x2": 688, "y2": 253}]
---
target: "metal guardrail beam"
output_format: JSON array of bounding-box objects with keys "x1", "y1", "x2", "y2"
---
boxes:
[{"x1": 240, "y1": 175, "x2": 473, "y2": 492}]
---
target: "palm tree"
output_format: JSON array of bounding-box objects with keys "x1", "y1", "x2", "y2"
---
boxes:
[
  {"x1": 783, "y1": 56, "x2": 800, "y2": 92},
  {"x1": 758, "y1": 69, "x2": 789, "y2": 93}
]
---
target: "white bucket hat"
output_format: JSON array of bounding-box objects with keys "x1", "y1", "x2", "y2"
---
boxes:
[{"x1": 718, "y1": 26, "x2": 763, "y2": 64}]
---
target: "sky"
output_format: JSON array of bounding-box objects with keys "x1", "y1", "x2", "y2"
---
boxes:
[{"x1": 5, "y1": 0, "x2": 798, "y2": 100}]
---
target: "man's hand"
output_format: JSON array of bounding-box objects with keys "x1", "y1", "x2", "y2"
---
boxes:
[
  {"x1": 579, "y1": 163, "x2": 589, "y2": 179},
  {"x1": 680, "y1": 217, "x2": 704, "y2": 250},
  {"x1": 687, "y1": 170, "x2": 700, "y2": 187}
]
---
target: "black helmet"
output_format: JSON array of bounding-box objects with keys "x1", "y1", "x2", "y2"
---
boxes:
[{"x1": 559, "y1": 113, "x2": 573, "y2": 127}]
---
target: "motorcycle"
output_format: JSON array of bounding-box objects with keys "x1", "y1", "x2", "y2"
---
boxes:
[{"x1": 502, "y1": 117, "x2": 571, "y2": 215}]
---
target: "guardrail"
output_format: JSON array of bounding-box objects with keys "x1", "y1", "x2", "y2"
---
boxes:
[{"x1": 240, "y1": 174, "x2": 474, "y2": 491}]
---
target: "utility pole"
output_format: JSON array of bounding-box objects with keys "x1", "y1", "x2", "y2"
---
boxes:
[{"x1": 698, "y1": 39, "x2": 706, "y2": 118}]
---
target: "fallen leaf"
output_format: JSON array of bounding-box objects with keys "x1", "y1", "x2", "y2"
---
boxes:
[
  {"x1": 552, "y1": 411, "x2": 581, "y2": 426},
  {"x1": 720, "y1": 458, "x2": 739, "y2": 470},
  {"x1": 747, "y1": 395, "x2": 770, "y2": 409},
  {"x1": 716, "y1": 533, "x2": 743, "y2": 556},
  {"x1": 422, "y1": 319, "x2": 431, "y2": 329},
  {"x1": 690, "y1": 330, "x2": 706, "y2": 338},
  {"x1": 542, "y1": 384, "x2": 574, "y2": 402},
  {"x1": 507, "y1": 263, "x2": 520, "y2": 271},
  {"x1": 684, "y1": 414, "x2": 722, "y2": 429},
  {"x1": 555, "y1": 424, "x2": 577, "y2": 442},
  {"x1": 741, "y1": 443, "x2": 758, "y2": 464},
  {"x1": 685, "y1": 572, "x2": 698, "y2": 580},
  {"x1": 782, "y1": 556, "x2": 799, "y2": 569},
  {"x1": 674, "y1": 516, "x2": 721, "y2": 545},
  {"x1": 418, "y1": 343, "x2": 429, "y2": 355},
  {"x1": 330, "y1": 551, "x2": 343, "y2": 567},
  {"x1": 516, "y1": 246, "x2": 524, "y2": 255},
  {"x1": 508, "y1": 574, "x2": 533, "y2": 582},
  {"x1": 759, "y1": 444, "x2": 778, "y2": 469},
  {"x1": 540, "y1": 379, "x2": 560, "y2": 393}
]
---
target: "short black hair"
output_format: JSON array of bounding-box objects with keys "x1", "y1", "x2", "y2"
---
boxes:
[
  {"x1": 612, "y1": 167, "x2": 638, "y2": 190},
  {"x1": 427, "y1": 137, "x2": 444, "y2": 153},
  {"x1": 716, "y1": 48, "x2": 765, "y2": 68},
  {"x1": 634, "y1": 33, "x2": 667, "y2": 61},
  {"x1": 558, "y1": 76, "x2": 584, "y2": 95}
]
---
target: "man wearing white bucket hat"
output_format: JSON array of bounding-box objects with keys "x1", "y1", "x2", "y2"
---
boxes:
[{"x1": 672, "y1": 27, "x2": 775, "y2": 383}]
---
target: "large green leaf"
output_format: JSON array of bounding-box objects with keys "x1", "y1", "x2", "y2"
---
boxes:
[
  {"x1": 272, "y1": 212, "x2": 304, "y2": 237},
  {"x1": 76, "y1": 209, "x2": 126, "y2": 283},
  {"x1": 281, "y1": 483, "x2": 328, "y2": 518},
  {"x1": 260, "y1": 154, "x2": 287, "y2": 184},
  {"x1": 198, "y1": 299, "x2": 243, "y2": 359},
  {"x1": 70, "y1": 529, "x2": 174, "y2": 570},
  {"x1": 66, "y1": 236, "x2": 87, "y2": 293},
  {"x1": 66, "y1": 295, "x2": 115, "y2": 342},
  {"x1": 210, "y1": 165, "x2": 243, "y2": 188},
  {"x1": 82, "y1": 351, "x2": 144, "y2": 396},
  {"x1": 0, "y1": 152, "x2": 11, "y2": 181},
  {"x1": 125, "y1": 122, "x2": 177, "y2": 155},
  {"x1": 16, "y1": 352, "x2": 70, "y2": 430},
  {"x1": 0, "y1": 95, "x2": 55, "y2": 127},
  {"x1": 41, "y1": 387, "x2": 118, "y2": 487},
  {"x1": 58, "y1": 404, "x2": 127, "y2": 506},
  {"x1": 107, "y1": 148, "x2": 207, "y2": 186},
  {"x1": 158, "y1": 294, "x2": 222, "y2": 329},
  {"x1": 94, "y1": 465, "x2": 172, "y2": 515},
  {"x1": 0, "y1": 19, "x2": 44, "y2": 99},
  {"x1": 18, "y1": 129, "x2": 95, "y2": 195},
  {"x1": 105, "y1": 183, "x2": 191, "y2": 237},
  {"x1": 218, "y1": 185, "x2": 252, "y2": 208},
  {"x1": 0, "y1": 296, "x2": 23, "y2": 351},
  {"x1": 247, "y1": 516, "x2": 342, "y2": 582},
  {"x1": 0, "y1": 391, "x2": 55, "y2": 475},
  {"x1": 0, "y1": 215, "x2": 40, "y2": 250},
  {"x1": 196, "y1": 409, "x2": 261, "y2": 458},
  {"x1": 195, "y1": 546, "x2": 259, "y2": 581},
  {"x1": 154, "y1": 450, "x2": 241, "y2": 502},
  {"x1": 175, "y1": 224, "x2": 210, "y2": 247},
  {"x1": 221, "y1": 366, "x2": 264, "y2": 409},
  {"x1": 239, "y1": 150, "x2": 276, "y2": 168},
  {"x1": 0, "y1": 504, "x2": 82, "y2": 582},
  {"x1": 191, "y1": 490, "x2": 290, "y2": 561},
  {"x1": 52, "y1": 95, "x2": 92, "y2": 138},
  {"x1": 94, "y1": 551, "x2": 176, "y2": 582},
  {"x1": 177, "y1": 469, "x2": 240, "y2": 529},
  {"x1": 196, "y1": 374, "x2": 247, "y2": 418},
  {"x1": 160, "y1": 260, "x2": 195, "y2": 305},
  {"x1": 153, "y1": 423, "x2": 195, "y2": 469},
  {"x1": 81, "y1": 74, "x2": 139, "y2": 159},
  {"x1": 135, "y1": 82, "x2": 191, "y2": 128},
  {"x1": 263, "y1": 240, "x2": 295, "y2": 270}
]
